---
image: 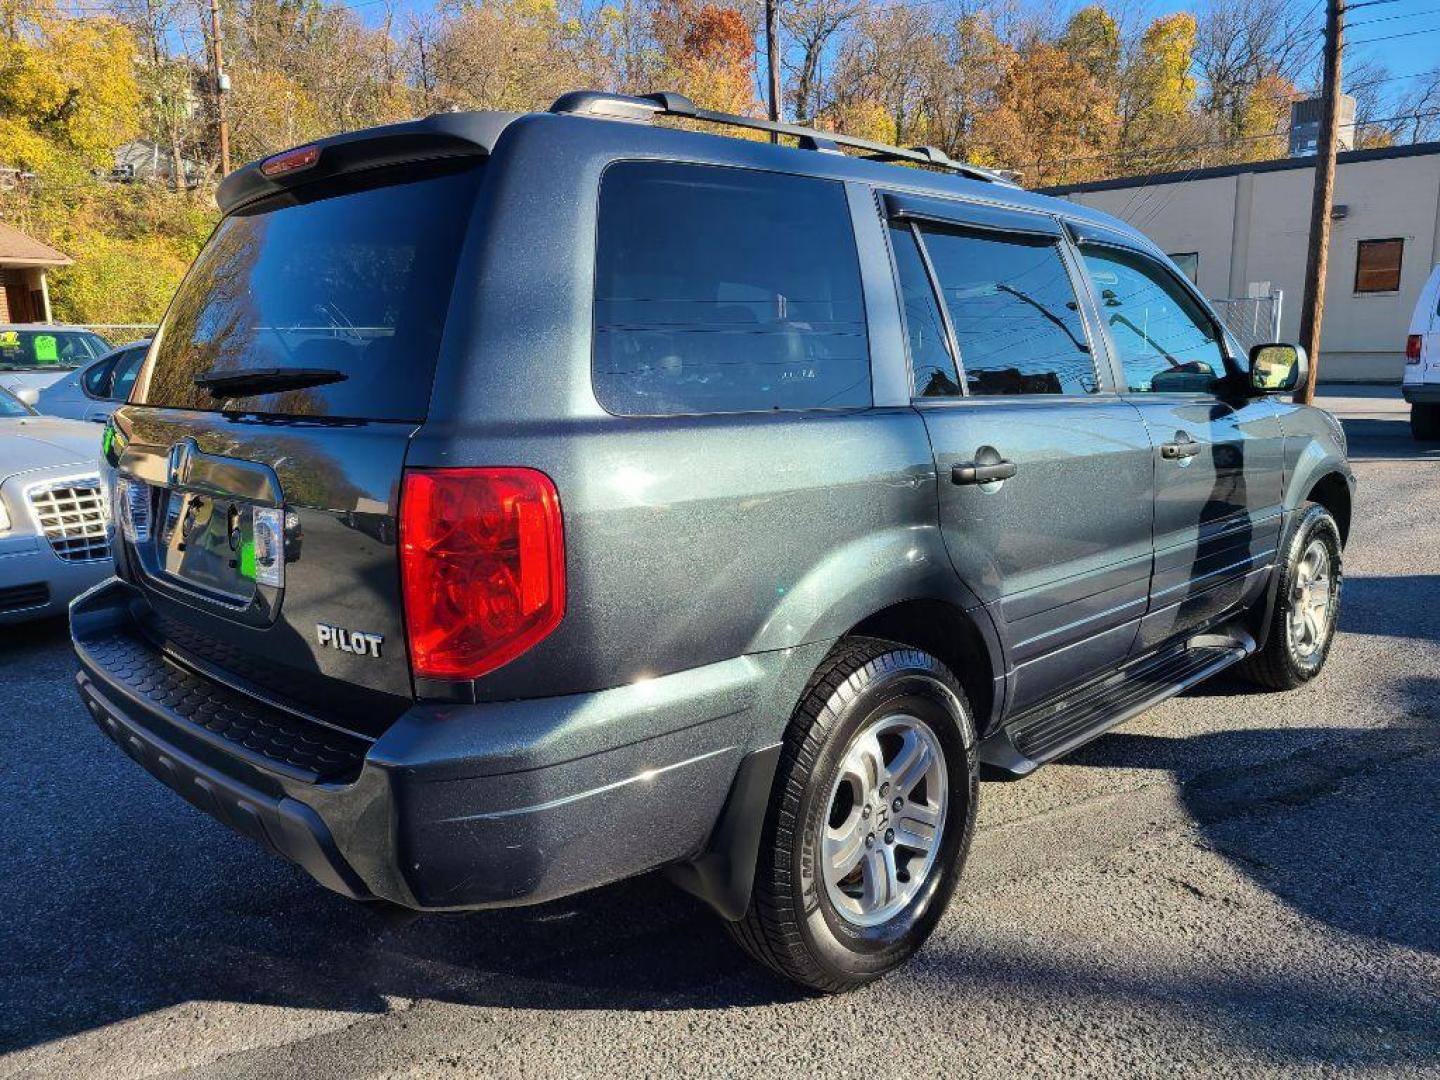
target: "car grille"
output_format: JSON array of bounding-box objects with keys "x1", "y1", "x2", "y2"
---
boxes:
[
  {"x1": 26, "y1": 476, "x2": 110, "y2": 563},
  {"x1": 0, "y1": 582, "x2": 49, "y2": 612}
]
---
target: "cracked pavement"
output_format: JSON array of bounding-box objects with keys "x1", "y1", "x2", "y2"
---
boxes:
[{"x1": 1, "y1": 387, "x2": 1436, "y2": 1077}]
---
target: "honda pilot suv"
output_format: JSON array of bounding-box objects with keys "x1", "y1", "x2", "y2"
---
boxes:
[{"x1": 72, "y1": 91, "x2": 1353, "y2": 992}]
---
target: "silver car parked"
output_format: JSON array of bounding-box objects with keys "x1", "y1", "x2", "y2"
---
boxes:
[
  {"x1": 35, "y1": 340, "x2": 151, "y2": 423},
  {"x1": 0, "y1": 385, "x2": 111, "y2": 622}
]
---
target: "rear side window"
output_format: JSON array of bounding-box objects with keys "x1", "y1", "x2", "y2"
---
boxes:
[
  {"x1": 137, "y1": 161, "x2": 484, "y2": 420},
  {"x1": 915, "y1": 226, "x2": 1097, "y2": 396},
  {"x1": 109, "y1": 345, "x2": 147, "y2": 401},
  {"x1": 593, "y1": 161, "x2": 870, "y2": 415},
  {"x1": 82, "y1": 355, "x2": 118, "y2": 396}
]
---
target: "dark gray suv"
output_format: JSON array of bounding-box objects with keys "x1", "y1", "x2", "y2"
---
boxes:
[{"x1": 72, "y1": 91, "x2": 1353, "y2": 992}]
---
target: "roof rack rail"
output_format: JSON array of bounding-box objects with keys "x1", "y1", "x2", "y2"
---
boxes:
[{"x1": 549, "y1": 90, "x2": 1016, "y2": 186}]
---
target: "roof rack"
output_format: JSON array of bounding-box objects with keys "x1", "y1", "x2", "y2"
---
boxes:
[{"x1": 549, "y1": 90, "x2": 1016, "y2": 186}]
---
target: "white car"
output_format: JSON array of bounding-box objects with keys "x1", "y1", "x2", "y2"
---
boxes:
[
  {"x1": 35, "y1": 339, "x2": 150, "y2": 423},
  {"x1": 0, "y1": 385, "x2": 112, "y2": 622},
  {"x1": 1403, "y1": 263, "x2": 1440, "y2": 441},
  {"x1": 0, "y1": 324, "x2": 112, "y2": 398}
]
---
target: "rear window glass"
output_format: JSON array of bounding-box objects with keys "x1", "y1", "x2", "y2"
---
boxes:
[
  {"x1": 593, "y1": 161, "x2": 870, "y2": 415},
  {"x1": 0, "y1": 330, "x2": 107, "y2": 370},
  {"x1": 136, "y1": 161, "x2": 484, "y2": 420}
]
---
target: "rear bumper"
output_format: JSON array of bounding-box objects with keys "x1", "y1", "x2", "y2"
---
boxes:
[
  {"x1": 72, "y1": 578, "x2": 810, "y2": 910},
  {"x1": 1402, "y1": 384, "x2": 1440, "y2": 404}
]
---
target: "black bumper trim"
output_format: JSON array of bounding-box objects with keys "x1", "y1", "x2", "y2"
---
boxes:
[{"x1": 78, "y1": 669, "x2": 371, "y2": 900}]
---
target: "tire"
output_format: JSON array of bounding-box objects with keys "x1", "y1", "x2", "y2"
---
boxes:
[
  {"x1": 727, "y1": 636, "x2": 978, "y2": 993},
  {"x1": 1412, "y1": 402, "x2": 1440, "y2": 441},
  {"x1": 1241, "y1": 503, "x2": 1343, "y2": 690}
]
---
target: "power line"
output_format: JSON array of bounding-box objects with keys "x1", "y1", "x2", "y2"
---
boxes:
[{"x1": 1349, "y1": 24, "x2": 1440, "y2": 45}]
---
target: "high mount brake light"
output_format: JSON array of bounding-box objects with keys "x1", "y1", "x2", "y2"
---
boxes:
[
  {"x1": 399, "y1": 468, "x2": 566, "y2": 681},
  {"x1": 261, "y1": 145, "x2": 320, "y2": 177}
]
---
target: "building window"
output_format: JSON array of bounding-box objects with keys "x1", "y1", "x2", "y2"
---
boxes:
[
  {"x1": 1355, "y1": 238, "x2": 1403, "y2": 294},
  {"x1": 1169, "y1": 252, "x2": 1199, "y2": 284}
]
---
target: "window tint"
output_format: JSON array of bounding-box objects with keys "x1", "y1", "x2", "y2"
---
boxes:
[
  {"x1": 918, "y1": 226, "x2": 1096, "y2": 396},
  {"x1": 138, "y1": 161, "x2": 484, "y2": 420},
  {"x1": 109, "y1": 346, "x2": 147, "y2": 401},
  {"x1": 889, "y1": 225, "x2": 959, "y2": 397},
  {"x1": 1081, "y1": 245, "x2": 1224, "y2": 394},
  {"x1": 82, "y1": 355, "x2": 118, "y2": 396},
  {"x1": 1355, "y1": 238, "x2": 1402, "y2": 294},
  {"x1": 593, "y1": 161, "x2": 869, "y2": 415}
]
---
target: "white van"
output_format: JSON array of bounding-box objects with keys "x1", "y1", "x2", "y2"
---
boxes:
[{"x1": 1403, "y1": 263, "x2": 1440, "y2": 440}]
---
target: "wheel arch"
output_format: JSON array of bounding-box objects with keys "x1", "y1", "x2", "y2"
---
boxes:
[{"x1": 1305, "y1": 470, "x2": 1352, "y2": 547}]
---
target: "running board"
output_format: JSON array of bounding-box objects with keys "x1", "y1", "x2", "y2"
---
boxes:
[{"x1": 979, "y1": 628, "x2": 1255, "y2": 779}]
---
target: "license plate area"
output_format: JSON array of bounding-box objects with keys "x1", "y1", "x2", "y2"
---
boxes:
[{"x1": 157, "y1": 490, "x2": 257, "y2": 605}]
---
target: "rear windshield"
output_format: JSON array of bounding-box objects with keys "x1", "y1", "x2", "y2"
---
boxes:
[
  {"x1": 0, "y1": 329, "x2": 108, "y2": 370},
  {"x1": 136, "y1": 160, "x2": 485, "y2": 421}
]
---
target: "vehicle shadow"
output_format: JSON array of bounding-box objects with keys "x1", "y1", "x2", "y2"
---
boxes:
[
  {"x1": 3, "y1": 633, "x2": 1437, "y2": 1068},
  {"x1": 1065, "y1": 674, "x2": 1440, "y2": 960},
  {"x1": 1332, "y1": 416, "x2": 1440, "y2": 463}
]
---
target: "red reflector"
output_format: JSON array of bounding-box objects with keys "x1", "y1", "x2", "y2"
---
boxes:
[
  {"x1": 399, "y1": 468, "x2": 565, "y2": 681},
  {"x1": 1406, "y1": 334, "x2": 1423, "y2": 363},
  {"x1": 260, "y1": 144, "x2": 320, "y2": 177}
]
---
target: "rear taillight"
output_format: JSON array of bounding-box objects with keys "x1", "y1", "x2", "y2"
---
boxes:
[
  {"x1": 1406, "y1": 334, "x2": 1423, "y2": 363},
  {"x1": 399, "y1": 468, "x2": 565, "y2": 681}
]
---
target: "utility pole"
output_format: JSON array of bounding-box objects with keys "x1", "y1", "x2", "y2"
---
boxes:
[
  {"x1": 1296, "y1": 0, "x2": 1343, "y2": 404},
  {"x1": 208, "y1": 0, "x2": 231, "y2": 176},
  {"x1": 765, "y1": 0, "x2": 780, "y2": 142}
]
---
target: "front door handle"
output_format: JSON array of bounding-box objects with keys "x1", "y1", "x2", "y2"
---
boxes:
[
  {"x1": 1160, "y1": 440, "x2": 1201, "y2": 460},
  {"x1": 952, "y1": 460, "x2": 1018, "y2": 485}
]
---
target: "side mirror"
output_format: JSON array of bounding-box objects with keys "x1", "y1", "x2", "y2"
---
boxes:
[
  {"x1": 14, "y1": 387, "x2": 39, "y2": 408},
  {"x1": 1248, "y1": 343, "x2": 1308, "y2": 394}
]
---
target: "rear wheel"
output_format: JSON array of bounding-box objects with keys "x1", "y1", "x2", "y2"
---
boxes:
[
  {"x1": 1241, "y1": 503, "x2": 1342, "y2": 690},
  {"x1": 728, "y1": 637, "x2": 977, "y2": 992},
  {"x1": 1412, "y1": 402, "x2": 1440, "y2": 441}
]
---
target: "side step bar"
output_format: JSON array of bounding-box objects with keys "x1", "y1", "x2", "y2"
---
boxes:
[{"x1": 979, "y1": 628, "x2": 1255, "y2": 779}]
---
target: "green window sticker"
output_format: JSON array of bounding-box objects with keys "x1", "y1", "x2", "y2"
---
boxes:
[{"x1": 33, "y1": 335, "x2": 58, "y2": 364}]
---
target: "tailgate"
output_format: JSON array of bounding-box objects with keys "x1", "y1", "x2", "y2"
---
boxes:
[{"x1": 113, "y1": 411, "x2": 414, "y2": 737}]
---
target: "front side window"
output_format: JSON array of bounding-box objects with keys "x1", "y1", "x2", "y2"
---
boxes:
[
  {"x1": 918, "y1": 226, "x2": 1096, "y2": 396},
  {"x1": 1355, "y1": 238, "x2": 1403, "y2": 294},
  {"x1": 593, "y1": 161, "x2": 870, "y2": 416},
  {"x1": 1081, "y1": 245, "x2": 1224, "y2": 394}
]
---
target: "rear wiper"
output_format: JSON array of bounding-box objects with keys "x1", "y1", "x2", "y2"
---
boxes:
[{"x1": 193, "y1": 367, "x2": 348, "y2": 396}]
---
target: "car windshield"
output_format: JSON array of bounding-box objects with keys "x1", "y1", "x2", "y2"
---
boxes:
[
  {"x1": 0, "y1": 389, "x2": 32, "y2": 417},
  {"x1": 0, "y1": 329, "x2": 109, "y2": 370}
]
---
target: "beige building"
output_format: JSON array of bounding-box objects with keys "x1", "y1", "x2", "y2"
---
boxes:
[
  {"x1": 0, "y1": 220, "x2": 69, "y2": 324},
  {"x1": 1046, "y1": 141, "x2": 1440, "y2": 382}
]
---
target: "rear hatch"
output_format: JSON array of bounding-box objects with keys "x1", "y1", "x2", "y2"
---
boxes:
[{"x1": 111, "y1": 155, "x2": 487, "y2": 738}]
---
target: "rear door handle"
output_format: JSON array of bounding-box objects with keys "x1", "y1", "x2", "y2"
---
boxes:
[
  {"x1": 1160, "y1": 440, "x2": 1201, "y2": 460},
  {"x1": 952, "y1": 460, "x2": 1018, "y2": 485}
]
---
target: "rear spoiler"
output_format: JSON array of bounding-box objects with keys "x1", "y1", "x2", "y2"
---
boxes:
[{"x1": 216, "y1": 111, "x2": 520, "y2": 214}]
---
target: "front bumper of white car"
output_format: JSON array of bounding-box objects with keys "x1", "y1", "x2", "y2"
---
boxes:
[{"x1": 0, "y1": 469, "x2": 113, "y2": 623}]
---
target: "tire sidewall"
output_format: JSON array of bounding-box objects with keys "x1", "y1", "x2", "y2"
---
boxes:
[
  {"x1": 1278, "y1": 506, "x2": 1343, "y2": 681},
  {"x1": 792, "y1": 652, "x2": 977, "y2": 980}
]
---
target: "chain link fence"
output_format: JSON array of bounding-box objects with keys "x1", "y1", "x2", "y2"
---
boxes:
[{"x1": 1209, "y1": 291, "x2": 1283, "y2": 354}]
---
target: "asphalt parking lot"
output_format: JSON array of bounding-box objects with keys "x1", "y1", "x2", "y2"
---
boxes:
[{"x1": 2, "y1": 387, "x2": 1437, "y2": 1078}]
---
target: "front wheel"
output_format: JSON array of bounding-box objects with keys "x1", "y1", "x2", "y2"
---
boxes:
[
  {"x1": 727, "y1": 637, "x2": 977, "y2": 992},
  {"x1": 1241, "y1": 503, "x2": 1343, "y2": 690}
]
